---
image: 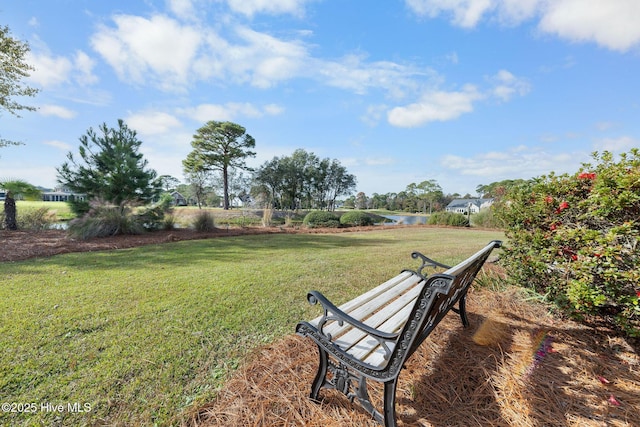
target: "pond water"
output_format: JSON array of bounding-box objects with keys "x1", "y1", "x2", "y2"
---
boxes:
[{"x1": 379, "y1": 215, "x2": 428, "y2": 225}]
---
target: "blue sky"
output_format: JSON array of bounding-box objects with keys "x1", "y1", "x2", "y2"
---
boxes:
[{"x1": 1, "y1": 0, "x2": 639, "y2": 196}]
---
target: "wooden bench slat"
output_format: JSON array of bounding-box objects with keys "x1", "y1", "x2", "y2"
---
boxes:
[
  {"x1": 311, "y1": 272, "x2": 422, "y2": 338},
  {"x1": 312, "y1": 270, "x2": 414, "y2": 322},
  {"x1": 350, "y1": 301, "x2": 418, "y2": 366},
  {"x1": 362, "y1": 305, "x2": 413, "y2": 367},
  {"x1": 332, "y1": 281, "x2": 423, "y2": 343},
  {"x1": 333, "y1": 281, "x2": 424, "y2": 363}
]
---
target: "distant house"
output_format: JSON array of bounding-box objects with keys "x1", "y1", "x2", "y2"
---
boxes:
[
  {"x1": 41, "y1": 189, "x2": 86, "y2": 202},
  {"x1": 0, "y1": 189, "x2": 6, "y2": 201},
  {"x1": 445, "y1": 198, "x2": 494, "y2": 214},
  {"x1": 170, "y1": 191, "x2": 188, "y2": 206}
]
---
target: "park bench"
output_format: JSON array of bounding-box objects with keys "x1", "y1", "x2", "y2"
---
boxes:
[{"x1": 295, "y1": 240, "x2": 502, "y2": 427}]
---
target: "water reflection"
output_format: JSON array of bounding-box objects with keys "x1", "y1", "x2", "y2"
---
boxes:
[{"x1": 379, "y1": 215, "x2": 427, "y2": 225}]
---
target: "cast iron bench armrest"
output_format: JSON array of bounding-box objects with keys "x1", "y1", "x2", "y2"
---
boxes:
[
  {"x1": 410, "y1": 252, "x2": 451, "y2": 276},
  {"x1": 306, "y1": 290, "x2": 400, "y2": 341}
]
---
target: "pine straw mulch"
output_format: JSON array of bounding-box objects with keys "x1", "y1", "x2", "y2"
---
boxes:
[{"x1": 188, "y1": 285, "x2": 639, "y2": 427}]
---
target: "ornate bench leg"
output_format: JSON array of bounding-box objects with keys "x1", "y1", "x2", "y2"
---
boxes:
[
  {"x1": 310, "y1": 344, "x2": 328, "y2": 401},
  {"x1": 383, "y1": 379, "x2": 399, "y2": 427},
  {"x1": 451, "y1": 292, "x2": 470, "y2": 328},
  {"x1": 458, "y1": 294, "x2": 469, "y2": 328},
  {"x1": 352, "y1": 376, "x2": 384, "y2": 424}
]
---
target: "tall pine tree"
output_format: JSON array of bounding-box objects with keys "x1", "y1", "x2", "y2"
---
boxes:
[
  {"x1": 57, "y1": 119, "x2": 161, "y2": 210},
  {"x1": 183, "y1": 121, "x2": 256, "y2": 210}
]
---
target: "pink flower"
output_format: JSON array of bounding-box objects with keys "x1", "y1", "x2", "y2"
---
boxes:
[
  {"x1": 598, "y1": 376, "x2": 610, "y2": 384},
  {"x1": 545, "y1": 195, "x2": 554, "y2": 203},
  {"x1": 608, "y1": 394, "x2": 621, "y2": 406}
]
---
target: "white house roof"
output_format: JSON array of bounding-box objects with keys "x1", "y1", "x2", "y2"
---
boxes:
[{"x1": 446, "y1": 198, "x2": 494, "y2": 209}]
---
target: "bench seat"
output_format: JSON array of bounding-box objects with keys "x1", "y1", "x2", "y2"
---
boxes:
[{"x1": 309, "y1": 270, "x2": 425, "y2": 368}]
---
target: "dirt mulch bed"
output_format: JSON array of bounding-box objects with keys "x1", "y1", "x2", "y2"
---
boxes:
[{"x1": 188, "y1": 287, "x2": 639, "y2": 427}]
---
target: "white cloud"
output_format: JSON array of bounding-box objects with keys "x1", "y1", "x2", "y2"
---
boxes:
[
  {"x1": 73, "y1": 51, "x2": 99, "y2": 85},
  {"x1": 88, "y1": 10, "x2": 440, "y2": 99},
  {"x1": 488, "y1": 69, "x2": 530, "y2": 101},
  {"x1": 446, "y1": 51, "x2": 459, "y2": 64},
  {"x1": 387, "y1": 84, "x2": 482, "y2": 127},
  {"x1": 183, "y1": 104, "x2": 234, "y2": 122},
  {"x1": 43, "y1": 140, "x2": 72, "y2": 151},
  {"x1": 26, "y1": 47, "x2": 98, "y2": 88},
  {"x1": 406, "y1": 0, "x2": 495, "y2": 28},
  {"x1": 179, "y1": 102, "x2": 284, "y2": 123},
  {"x1": 360, "y1": 104, "x2": 388, "y2": 127},
  {"x1": 0, "y1": 164, "x2": 59, "y2": 188},
  {"x1": 226, "y1": 0, "x2": 311, "y2": 18},
  {"x1": 539, "y1": 0, "x2": 640, "y2": 52},
  {"x1": 263, "y1": 104, "x2": 285, "y2": 115},
  {"x1": 495, "y1": 0, "x2": 539, "y2": 25},
  {"x1": 406, "y1": 0, "x2": 640, "y2": 52},
  {"x1": 91, "y1": 15, "x2": 314, "y2": 91},
  {"x1": 125, "y1": 111, "x2": 183, "y2": 136},
  {"x1": 593, "y1": 136, "x2": 638, "y2": 153},
  {"x1": 38, "y1": 105, "x2": 77, "y2": 119},
  {"x1": 383, "y1": 68, "x2": 527, "y2": 128},
  {"x1": 365, "y1": 157, "x2": 395, "y2": 166},
  {"x1": 27, "y1": 51, "x2": 73, "y2": 87},
  {"x1": 441, "y1": 145, "x2": 588, "y2": 180},
  {"x1": 91, "y1": 11, "x2": 435, "y2": 98},
  {"x1": 230, "y1": 26, "x2": 309, "y2": 88},
  {"x1": 91, "y1": 14, "x2": 202, "y2": 91},
  {"x1": 167, "y1": 0, "x2": 196, "y2": 20},
  {"x1": 315, "y1": 54, "x2": 430, "y2": 98}
]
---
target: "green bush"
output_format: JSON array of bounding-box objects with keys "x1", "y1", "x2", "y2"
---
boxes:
[
  {"x1": 193, "y1": 210, "x2": 216, "y2": 232},
  {"x1": 67, "y1": 202, "x2": 144, "y2": 239},
  {"x1": 135, "y1": 194, "x2": 173, "y2": 231},
  {"x1": 19, "y1": 207, "x2": 55, "y2": 230},
  {"x1": 496, "y1": 150, "x2": 640, "y2": 336},
  {"x1": 302, "y1": 211, "x2": 340, "y2": 228},
  {"x1": 162, "y1": 214, "x2": 176, "y2": 230},
  {"x1": 471, "y1": 207, "x2": 502, "y2": 228},
  {"x1": 67, "y1": 196, "x2": 91, "y2": 217},
  {"x1": 339, "y1": 210, "x2": 374, "y2": 226},
  {"x1": 427, "y1": 211, "x2": 469, "y2": 227}
]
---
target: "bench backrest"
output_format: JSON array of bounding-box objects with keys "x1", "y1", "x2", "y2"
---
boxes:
[{"x1": 384, "y1": 240, "x2": 501, "y2": 376}]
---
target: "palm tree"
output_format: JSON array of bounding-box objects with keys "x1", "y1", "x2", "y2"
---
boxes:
[{"x1": 1, "y1": 180, "x2": 41, "y2": 230}]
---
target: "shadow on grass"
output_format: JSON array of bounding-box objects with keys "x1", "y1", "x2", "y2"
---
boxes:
[{"x1": 18, "y1": 233, "x2": 401, "y2": 272}]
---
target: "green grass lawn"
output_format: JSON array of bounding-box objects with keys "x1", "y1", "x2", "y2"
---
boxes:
[
  {"x1": 0, "y1": 227, "x2": 504, "y2": 426},
  {"x1": 15, "y1": 201, "x2": 74, "y2": 221}
]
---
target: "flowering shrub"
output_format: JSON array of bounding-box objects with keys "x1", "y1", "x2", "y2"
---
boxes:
[{"x1": 496, "y1": 150, "x2": 640, "y2": 336}]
